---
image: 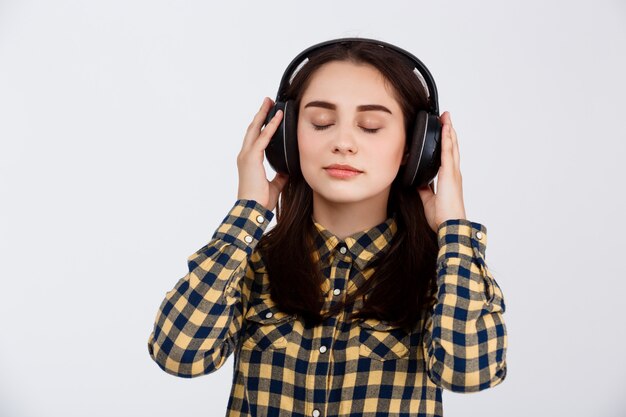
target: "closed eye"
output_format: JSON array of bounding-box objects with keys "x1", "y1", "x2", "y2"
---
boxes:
[{"x1": 312, "y1": 124, "x2": 380, "y2": 134}]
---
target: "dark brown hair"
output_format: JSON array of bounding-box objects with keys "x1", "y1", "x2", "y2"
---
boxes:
[{"x1": 257, "y1": 40, "x2": 439, "y2": 332}]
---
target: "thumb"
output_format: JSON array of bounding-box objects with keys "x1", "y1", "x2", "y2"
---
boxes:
[
  {"x1": 266, "y1": 172, "x2": 290, "y2": 211},
  {"x1": 270, "y1": 172, "x2": 290, "y2": 192},
  {"x1": 416, "y1": 183, "x2": 434, "y2": 202}
]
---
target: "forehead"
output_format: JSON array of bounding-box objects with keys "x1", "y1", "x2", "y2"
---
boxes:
[{"x1": 300, "y1": 61, "x2": 400, "y2": 110}]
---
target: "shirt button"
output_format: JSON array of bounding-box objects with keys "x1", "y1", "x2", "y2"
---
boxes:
[
  {"x1": 333, "y1": 288, "x2": 341, "y2": 296},
  {"x1": 244, "y1": 235, "x2": 253, "y2": 243},
  {"x1": 475, "y1": 231, "x2": 483, "y2": 240},
  {"x1": 319, "y1": 345, "x2": 327, "y2": 353},
  {"x1": 312, "y1": 409, "x2": 321, "y2": 417},
  {"x1": 339, "y1": 246, "x2": 347, "y2": 254},
  {"x1": 265, "y1": 312, "x2": 273, "y2": 319},
  {"x1": 256, "y1": 215, "x2": 265, "y2": 223}
]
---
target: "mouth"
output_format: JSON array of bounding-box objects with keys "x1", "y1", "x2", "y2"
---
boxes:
[
  {"x1": 324, "y1": 167, "x2": 363, "y2": 179},
  {"x1": 323, "y1": 164, "x2": 363, "y2": 173}
]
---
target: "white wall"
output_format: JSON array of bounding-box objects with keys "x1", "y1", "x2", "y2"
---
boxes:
[{"x1": 1, "y1": 1, "x2": 625, "y2": 416}]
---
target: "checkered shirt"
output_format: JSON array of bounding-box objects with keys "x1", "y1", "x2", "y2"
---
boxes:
[{"x1": 147, "y1": 199, "x2": 507, "y2": 416}]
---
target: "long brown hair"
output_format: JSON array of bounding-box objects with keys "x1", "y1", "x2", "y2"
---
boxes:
[{"x1": 257, "y1": 41, "x2": 439, "y2": 332}]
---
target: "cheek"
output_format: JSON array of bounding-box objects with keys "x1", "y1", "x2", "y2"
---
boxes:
[
  {"x1": 296, "y1": 126, "x2": 318, "y2": 161},
  {"x1": 377, "y1": 133, "x2": 406, "y2": 164},
  {"x1": 297, "y1": 137, "x2": 313, "y2": 170},
  {"x1": 296, "y1": 126, "x2": 307, "y2": 155}
]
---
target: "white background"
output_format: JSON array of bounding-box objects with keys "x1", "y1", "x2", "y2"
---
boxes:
[{"x1": 1, "y1": 1, "x2": 625, "y2": 416}]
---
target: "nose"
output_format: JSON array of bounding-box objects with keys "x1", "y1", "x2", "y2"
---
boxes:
[{"x1": 331, "y1": 125, "x2": 357, "y2": 155}]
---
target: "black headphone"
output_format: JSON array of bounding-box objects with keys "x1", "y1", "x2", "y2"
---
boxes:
[{"x1": 263, "y1": 37, "x2": 442, "y2": 189}]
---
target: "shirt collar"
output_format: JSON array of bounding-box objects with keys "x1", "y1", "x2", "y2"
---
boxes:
[{"x1": 311, "y1": 214, "x2": 398, "y2": 270}]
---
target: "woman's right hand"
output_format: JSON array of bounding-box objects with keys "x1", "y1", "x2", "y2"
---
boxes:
[{"x1": 236, "y1": 97, "x2": 290, "y2": 212}]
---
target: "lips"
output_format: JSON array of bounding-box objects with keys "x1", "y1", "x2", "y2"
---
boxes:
[
  {"x1": 324, "y1": 164, "x2": 363, "y2": 172},
  {"x1": 324, "y1": 164, "x2": 363, "y2": 179}
]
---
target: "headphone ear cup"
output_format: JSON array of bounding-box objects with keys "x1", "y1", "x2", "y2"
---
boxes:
[
  {"x1": 282, "y1": 99, "x2": 300, "y2": 175},
  {"x1": 264, "y1": 100, "x2": 300, "y2": 176},
  {"x1": 402, "y1": 111, "x2": 442, "y2": 188},
  {"x1": 264, "y1": 101, "x2": 288, "y2": 174}
]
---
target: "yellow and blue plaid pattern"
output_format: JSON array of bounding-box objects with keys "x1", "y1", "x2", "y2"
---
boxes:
[{"x1": 148, "y1": 199, "x2": 507, "y2": 416}]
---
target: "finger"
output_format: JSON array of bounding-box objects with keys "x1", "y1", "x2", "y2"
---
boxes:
[
  {"x1": 440, "y1": 120, "x2": 453, "y2": 170},
  {"x1": 417, "y1": 182, "x2": 435, "y2": 202},
  {"x1": 270, "y1": 171, "x2": 289, "y2": 190},
  {"x1": 242, "y1": 97, "x2": 280, "y2": 151},
  {"x1": 241, "y1": 98, "x2": 271, "y2": 149},
  {"x1": 439, "y1": 111, "x2": 451, "y2": 126},
  {"x1": 268, "y1": 172, "x2": 290, "y2": 207},
  {"x1": 449, "y1": 124, "x2": 460, "y2": 170},
  {"x1": 250, "y1": 97, "x2": 271, "y2": 129},
  {"x1": 253, "y1": 109, "x2": 283, "y2": 151},
  {"x1": 446, "y1": 112, "x2": 460, "y2": 170},
  {"x1": 258, "y1": 98, "x2": 277, "y2": 127}
]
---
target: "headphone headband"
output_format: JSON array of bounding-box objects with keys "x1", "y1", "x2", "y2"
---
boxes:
[{"x1": 275, "y1": 37, "x2": 439, "y2": 114}]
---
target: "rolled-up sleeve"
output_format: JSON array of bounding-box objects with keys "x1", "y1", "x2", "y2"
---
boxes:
[
  {"x1": 422, "y1": 218, "x2": 508, "y2": 392},
  {"x1": 147, "y1": 199, "x2": 274, "y2": 378}
]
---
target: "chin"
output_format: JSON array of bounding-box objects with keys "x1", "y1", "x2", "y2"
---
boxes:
[
  {"x1": 312, "y1": 185, "x2": 392, "y2": 206},
  {"x1": 303, "y1": 170, "x2": 394, "y2": 204}
]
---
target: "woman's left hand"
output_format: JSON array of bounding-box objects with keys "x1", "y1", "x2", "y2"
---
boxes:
[{"x1": 417, "y1": 111, "x2": 467, "y2": 233}]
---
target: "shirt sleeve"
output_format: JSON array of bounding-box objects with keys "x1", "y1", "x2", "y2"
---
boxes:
[
  {"x1": 147, "y1": 199, "x2": 274, "y2": 378},
  {"x1": 422, "y1": 218, "x2": 508, "y2": 392}
]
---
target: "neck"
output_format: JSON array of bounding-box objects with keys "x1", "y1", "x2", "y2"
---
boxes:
[{"x1": 311, "y1": 189, "x2": 391, "y2": 240}]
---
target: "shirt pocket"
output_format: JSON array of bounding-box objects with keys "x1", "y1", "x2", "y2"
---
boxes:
[
  {"x1": 242, "y1": 295, "x2": 297, "y2": 351},
  {"x1": 358, "y1": 318, "x2": 411, "y2": 361}
]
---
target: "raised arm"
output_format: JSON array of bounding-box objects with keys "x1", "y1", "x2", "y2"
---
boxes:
[
  {"x1": 422, "y1": 219, "x2": 507, "y2": 392},
  {"x1": 147, "y1": 199, "x2": 273, "y2": 378}
]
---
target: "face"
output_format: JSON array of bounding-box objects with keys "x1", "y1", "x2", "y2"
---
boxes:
[{"x1": 297, "y1": 60, "x2": 408, "y2": 206}]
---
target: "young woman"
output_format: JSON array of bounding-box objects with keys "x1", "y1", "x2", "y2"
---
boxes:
[{"x1": 147, "y1": 38, "x2": 507, "y2": 417}]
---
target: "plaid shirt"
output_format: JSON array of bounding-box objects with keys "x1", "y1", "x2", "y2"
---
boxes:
[{"x1": 147, "y1": 199, "x2": 507, "y2": 417}]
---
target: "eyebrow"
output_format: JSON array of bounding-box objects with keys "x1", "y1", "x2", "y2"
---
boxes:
[{"x1": 303, "y1": 100, "x2": 392, "y2": 114}]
